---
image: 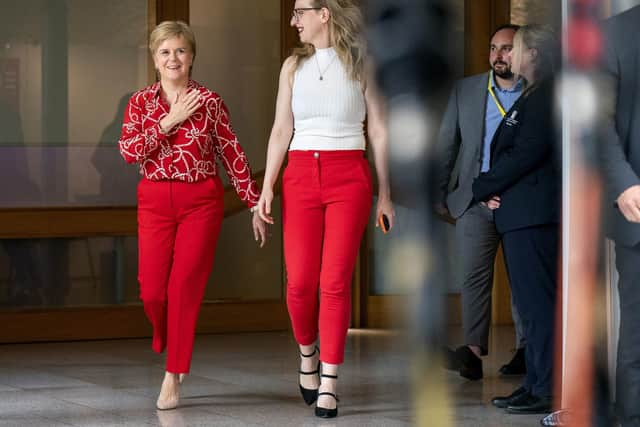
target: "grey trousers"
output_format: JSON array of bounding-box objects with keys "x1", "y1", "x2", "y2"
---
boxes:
[{"x1": 455, "y1": 203, "x2": 526, "y2": 355}]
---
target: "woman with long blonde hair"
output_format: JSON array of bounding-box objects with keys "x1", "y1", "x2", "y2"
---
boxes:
[{"x1": 257, "y1": 0, "x2": 394, "y2": 419}]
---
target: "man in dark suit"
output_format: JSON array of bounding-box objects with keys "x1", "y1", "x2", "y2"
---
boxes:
[
  {"x1": 601, "y1": 6, "x2": 640, "y2": 427},
  {"x1": 436, "y1": 24, "x2": 526, "y2": 380}
]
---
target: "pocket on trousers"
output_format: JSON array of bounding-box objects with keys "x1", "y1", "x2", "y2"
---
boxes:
[
  {"x1": 137, "y1": 179, "x2": 148, "y2": 204},
  {"x1": 205, "y1": 176, "x2": 224, "y2": 200},
  {"x1": 357, "y1": 159, "x2": 373, "y2": 193},
  {"x1": 282, "y1": 164, "x2": 307, "y2": 188}
]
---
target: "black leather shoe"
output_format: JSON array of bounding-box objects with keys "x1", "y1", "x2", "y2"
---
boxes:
[
  {"x1": 499, "y1": 347, "x2": 527, "y2": 376},
  {"x1": 315, "y1": 374, "x2": 339, "y2": 419},
  {"x1": 442, "y1": 347, "x2": 461, "y2": 371},
  {"x1": 506, "y1": 394, "x2": 552, "y2": 414},
  {"x1": 315, "y1": 392, "x2": 339, "y2": 418},
  {"x1": 298, "y1": 346, "x2": 319, "y2": 405},
  {"x1": 491, "y1": 386, "x2": 529, "y2": 409},
  {"x1": 455, "y1": 346, "x2": 483, "y2": 380}
]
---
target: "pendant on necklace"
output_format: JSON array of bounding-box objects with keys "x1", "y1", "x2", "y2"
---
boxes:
[{"x1": 319, "y1": 76, "x2": 323, "y2": 81}]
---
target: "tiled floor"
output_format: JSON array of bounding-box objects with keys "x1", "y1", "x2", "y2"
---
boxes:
[{"x1": 0, "y1": 326, "x2": 544, "y2": 426}]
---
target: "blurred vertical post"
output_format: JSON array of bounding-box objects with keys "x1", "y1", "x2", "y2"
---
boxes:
[
  {"x1": 365, "y1": 1, "x2": 453, "y2": 425},
  {"x1": 559, "y1": 0, "x2": 608, "y2": 425}
]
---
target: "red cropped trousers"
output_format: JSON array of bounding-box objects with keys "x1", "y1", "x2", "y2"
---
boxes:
[
  {"x1": 137, "y1": 177, "x2": 224, "y2": 373},
  {"x1": 283, "y1": 150, "x2": 372, "y2": 364}
]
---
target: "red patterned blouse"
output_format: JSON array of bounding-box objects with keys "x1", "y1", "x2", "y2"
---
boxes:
[{"x1": 118, "y1": 80, "x2": 259, "y2": 207}]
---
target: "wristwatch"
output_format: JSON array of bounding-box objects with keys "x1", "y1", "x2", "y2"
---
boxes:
[{"x1": 250, "y1": 205, "x2": 259, "y2": 213}]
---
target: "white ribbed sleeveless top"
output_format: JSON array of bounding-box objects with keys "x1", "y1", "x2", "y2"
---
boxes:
[{"x1": 290, "y1": 47, "x2": 366, "y2": 151}]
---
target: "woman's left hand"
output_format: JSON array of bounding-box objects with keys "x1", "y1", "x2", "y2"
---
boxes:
[
  {"x1": 252, "y1": 210, "x2": 268, "y2": 248},
  {"x1": 376, "y1": 196, "x2": 395, "y2": 231}
]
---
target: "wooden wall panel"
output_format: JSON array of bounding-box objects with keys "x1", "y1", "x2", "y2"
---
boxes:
[
  {"x1": 0, "y1": 301, "x2": 288, "y2": 344},
  {"x1": 511, "y1": 0, "x2": 562, "y2": 27},
  {"x1": 464, "y1": 0, "x2": 511, "y2": 76},
  {"x1": 156, "y1": 0, "x2": 189, "y2": 23},
  {"x1": 281, "y1": 0, "x2": 298, "y2": 60},
  {"x1": 366, "y1": 294, "x2": 463, "y2": 328},
  {"x1": 0, "y1": 173, "x2": 267, "y2": 239}
]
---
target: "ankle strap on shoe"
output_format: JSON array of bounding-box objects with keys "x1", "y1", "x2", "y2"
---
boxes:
[
  {"x1": 318, "y1": 391, "x2": 339, "y2": 402},
  {"x1": 321, "y1": 374, "x2": 338, "y2": 379},
  {"x1": 299, "y1": 368, "x2": 320, "y2": 375},
  {"x1": 300, "y1": 346, "x2": 319, "y2": 358}
]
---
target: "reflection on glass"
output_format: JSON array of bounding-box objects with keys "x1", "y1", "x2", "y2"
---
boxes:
[
  {"x1": 156, "y1": 410, "x2": 186, "y2": 427},
  {"x1": 207, "y1": 196, "x2": 283, "y2": 301},
  {"x1": 190, "y1": 0, "x2": 281, "y2": 168},
  {"x1": 0, "y1": 0, "x2": 147, "y2": 207},
  {"x1": 0, "y1": 237, "x2": 138, "y2": 309},
  {"x1": 0, "y1": 0, "x2": 286, "y2": 310},
  {"x1": 90, "y1": 92, "x2": 139, "y2": 205}
]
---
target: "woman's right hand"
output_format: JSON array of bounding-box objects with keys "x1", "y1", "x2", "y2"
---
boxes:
[
  {"x1": 161, "y1": 90, "x2": 203, "y2": 132},
  {"x1": 258, "y1": 187, "x2": 275, "y2": 225},
  {"x1": 482, "y1": 195, "x2": 501, "y2": 210}
]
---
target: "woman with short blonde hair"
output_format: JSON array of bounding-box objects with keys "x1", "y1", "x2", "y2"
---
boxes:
[
  {"x1": 118, "y1": 20, "x2": 266, "y2": 410},
  {"x1": 148, "y1": 20, "x2": 196, "y2": 57}
]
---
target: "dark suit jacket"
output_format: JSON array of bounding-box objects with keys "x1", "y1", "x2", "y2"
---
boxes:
[
  {"x1": 436, "y1": 72, "x2": 490, "y2": 218},
  {"x1": 601, "y1": 6, "x2": 640, "y2": 247},
  {"x1": 472, "y1": 78, "x2": 560, "y2": 234}
]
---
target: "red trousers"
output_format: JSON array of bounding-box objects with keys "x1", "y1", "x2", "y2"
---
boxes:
[
  {"x1": 137, "y1": 177, "x2": 224, "y2": 373},
  {"x1": 283, "y1": 150, "x2": 372, "y2": 364}
]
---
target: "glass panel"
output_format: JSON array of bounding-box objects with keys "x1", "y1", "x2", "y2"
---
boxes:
[
  {"x1": 207, "y1": 197, "x2": 283, "y2": 301},
  {"x1": 0, "y1": 214, "x2": 284, "y2": 309},
  {"x1": 190, "y1": 0, "x2": 281, "y2": 167},
  {"x1": 0, "y1": 0, "x2": 148, "y2": 311},
  {"x1": 190, "y1": 0, "x2": 283, "y2": 301},
  {"x1": 610, "y1": 0, "x2": 640, "y2": 14},
  {"x1": 0, "y1": 236, "x2": 139, "y2": 308},
  {"x1": 0, "y1": 0, "x2": 148, "y2": 207}
]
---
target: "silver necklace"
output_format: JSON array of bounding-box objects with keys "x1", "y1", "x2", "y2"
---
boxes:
[{"x1": 314, "y1": 51, "x2": 337, "y2": 81}]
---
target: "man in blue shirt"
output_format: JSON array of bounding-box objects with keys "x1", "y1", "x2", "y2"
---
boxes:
[{"x1": 436, "y1": 24, "x2": 526, "y2": 381}]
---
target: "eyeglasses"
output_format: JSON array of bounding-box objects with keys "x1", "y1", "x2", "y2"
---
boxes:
[{"x1": 291, "y1": 7, "x2": 322, "y2": 21}]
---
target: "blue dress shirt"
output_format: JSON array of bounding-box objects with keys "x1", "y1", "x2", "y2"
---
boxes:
[{"x1": 481, "y1": 74, "x2": 524, "y2": 172}]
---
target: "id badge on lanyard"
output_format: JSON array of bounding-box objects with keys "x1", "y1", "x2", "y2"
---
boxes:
[{"x1": 488, "y1": 71, "x2": 507, "y2": 117}]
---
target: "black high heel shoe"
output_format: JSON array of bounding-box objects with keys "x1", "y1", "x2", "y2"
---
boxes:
[
  {"x1": 315, "y1": 373, "x2": 339, "y2": 418},
  {"x1": 298, "y1": 346, "x2": 320, "y2": 405}
]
